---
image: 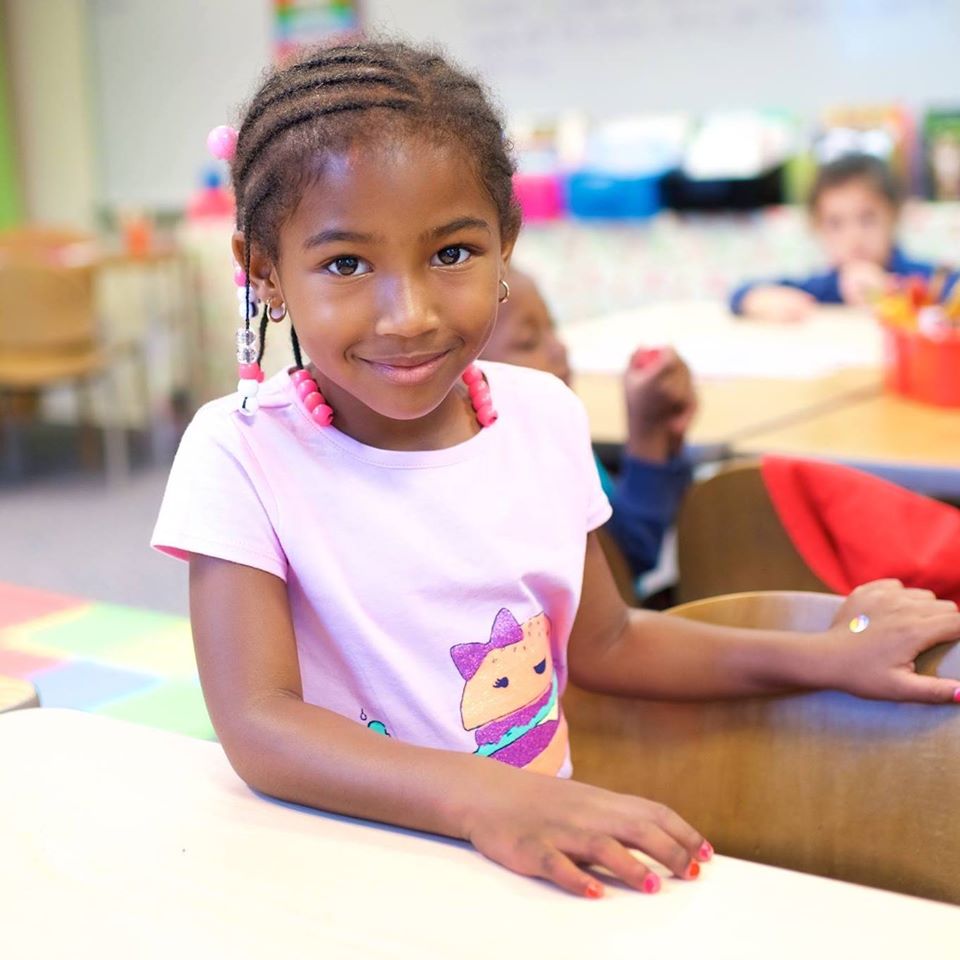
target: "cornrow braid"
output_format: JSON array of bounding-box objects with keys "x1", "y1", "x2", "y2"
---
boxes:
[{"x1": 230, "y1": 40, "x2": 521, "y2": 370}]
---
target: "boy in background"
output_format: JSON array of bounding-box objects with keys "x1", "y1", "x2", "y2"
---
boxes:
[{"x1": 731, "y1": 153, "x2": 959, "y2": 320}]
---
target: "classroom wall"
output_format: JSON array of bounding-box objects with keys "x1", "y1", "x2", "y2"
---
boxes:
[
  {"x1": 3, "y1": 0, "x2": 98, "y2": 226},
  {"x1": 12, "y1": 0, "x2": 960, "y2": 215}
]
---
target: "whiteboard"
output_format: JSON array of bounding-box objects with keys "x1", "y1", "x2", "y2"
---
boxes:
[{"x1": 87, "y1": 0, "x2": 960, "y2": 210}]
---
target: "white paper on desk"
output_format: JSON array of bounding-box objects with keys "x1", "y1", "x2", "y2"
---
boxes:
[{"x1": 562, "y1": 302, "x2": 884, "y2": 379}]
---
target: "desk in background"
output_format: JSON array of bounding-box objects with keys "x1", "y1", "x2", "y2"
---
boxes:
[
  {"x1": 2, "y1": 709, "x2": 957, "y2": 959},
  {"x1": 734, "y1": 393, "x2": 960, "y2": 498}
]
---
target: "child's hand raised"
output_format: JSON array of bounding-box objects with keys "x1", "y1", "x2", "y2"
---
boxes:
[
  {"x1": 820, "y1": 580, "x2": 960, "y2": 703},
  {"x1": 624, "y1": 347, "x2": 698, "y2": 462},
  {"x1": 739, "y1": 285, "x2": 816, "y2": 322},
  {"x1": 462, "y1": 764, "x2": 710, "y2": 898},
  {"x1": 839, "y1": 260, "x2": 892, "y2": 307}
]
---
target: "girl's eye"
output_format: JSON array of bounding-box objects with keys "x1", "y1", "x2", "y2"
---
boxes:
[
  {"x1": 433, "y1": 246, "x2": 470, "y2": 267},
  {"x1": 324, "y1": 256, "x2": 369, "y2": 277}
]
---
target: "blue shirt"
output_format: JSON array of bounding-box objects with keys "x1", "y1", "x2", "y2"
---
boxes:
[
  {"x1": 595, "y1": 452, "x2": 692, "y2": 577},
  {"x1": 729, "y1": 247, "x2": 960, "y2": 314}
]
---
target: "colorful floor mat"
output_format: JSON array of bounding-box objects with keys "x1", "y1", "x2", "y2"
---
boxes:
[{"x1": 0, "y1": 582, "x2": 214, "y2": 739}]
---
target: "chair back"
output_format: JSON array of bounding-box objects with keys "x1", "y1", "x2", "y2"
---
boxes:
[
  {"x1": 563, "y1": 590, "x2": 960, "y2": 903},
  {"x1": 0, "y1": 260, "x2": 98, "y2": 352},
  {"x1": 676, "y1": 459, "x2": 829, "y2": 602}
]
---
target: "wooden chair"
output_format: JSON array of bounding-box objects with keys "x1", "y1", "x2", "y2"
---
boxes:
[
  {"x1": 563, "y1": 590, "x2": 960, "y2": 903},
  {"x1": 0, "y1": 257, "x2": 145, "y2": 482},
  {"x1": 676, "y1": 459, "x2": 830, "y2": 603}
]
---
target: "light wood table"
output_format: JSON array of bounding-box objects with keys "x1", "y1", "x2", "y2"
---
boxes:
[
  {"x1": 734, "y1": 393, "x2": 960, "y2": 497},
  {"x1": 575, "y1": 368, "x2": 880, "y2": 454},
  {"x1": 2, "y1": 709, "x2": 958, "y2": 959}
]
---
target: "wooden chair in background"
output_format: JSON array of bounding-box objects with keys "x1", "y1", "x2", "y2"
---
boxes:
[
  {"x1": 676, "y1": 459, "x2": 830, "y2": 603},
  {"x1": 0, "y1": 257, "x2": 147, "y2": 483},
  {"x1": 563, "y1": 590, "x2": 960, "y2": 903}
]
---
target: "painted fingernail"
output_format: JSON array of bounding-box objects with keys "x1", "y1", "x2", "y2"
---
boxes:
[
  {"x1": 685, "y1": 861, "x2": 701, "y2": 880},
  {"x1": 585, "y1": 881, "x2": 604, "y2": 899},
  {"x1": 953, "y1": 688, "x2": 960, "y2": 703},
  {"x1": 643, "y1": 872, "x2": 661, "y2": 894},
  {"x1": 698, "y1": 841, "x2": 714, "y2": 861}
]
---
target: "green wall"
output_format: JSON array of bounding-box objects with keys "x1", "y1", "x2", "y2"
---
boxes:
[{"x1": 0, "y1": 14, "x2": 22, "y2": 228}]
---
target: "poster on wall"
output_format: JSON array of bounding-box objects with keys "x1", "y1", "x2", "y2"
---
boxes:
[{"x1": 274, "y1": 1, "x2": 363, "y2": 61}]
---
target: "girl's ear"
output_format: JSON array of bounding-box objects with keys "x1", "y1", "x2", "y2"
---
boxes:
[
  {"x1": 498, "y1": 233, "x2": 517, "y2": 278},
  {"x1": 231, "y1": 231, "x2": 282, "y2": 303}
]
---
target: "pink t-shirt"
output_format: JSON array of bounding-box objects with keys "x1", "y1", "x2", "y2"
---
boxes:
[{"x1": 152, "y1": 361, "x2": 611, "y2": 777}]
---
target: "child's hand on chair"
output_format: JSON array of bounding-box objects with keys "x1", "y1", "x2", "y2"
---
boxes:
[{"x1": 823, "y1": 580, "x2": 960, "y2": 703}]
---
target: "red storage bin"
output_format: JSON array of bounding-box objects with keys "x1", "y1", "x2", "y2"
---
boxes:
[{"x1": 883, "y1": 325, "x2": 960, "y2": 407}]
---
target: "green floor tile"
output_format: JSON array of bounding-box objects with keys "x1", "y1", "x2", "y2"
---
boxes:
[
  {"x1": 95, "y1": 679, "x2": 216, "y2": 741},
  {"x1": 6, "y1": 604, "x2": 186, "y2": 659}
]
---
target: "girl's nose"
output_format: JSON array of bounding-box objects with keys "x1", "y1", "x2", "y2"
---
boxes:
[{"x1": 374, "y1": 277, "x2": 440, "y2": 339}]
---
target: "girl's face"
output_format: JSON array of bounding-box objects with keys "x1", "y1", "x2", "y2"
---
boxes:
[
  {"x1": 812, "y1": 178, "x2": 898, "y2": 268},
  {"x1": 249, "y1": 136, "x2": 513, "y2": 449}
]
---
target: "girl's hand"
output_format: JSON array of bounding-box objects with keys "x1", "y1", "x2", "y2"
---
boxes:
[
  {"x1": 462, "y1": 766, "x2": 710, "y2": 898},
  {"x1": 623, "y1": 347, "x2": 698, "y2": 462},
  {"x1": 739, "y1": 285, "x2": 817, "y2": 322},
  {"x1": 823, "y1": 580, "x2": 960, "y2": 702}
]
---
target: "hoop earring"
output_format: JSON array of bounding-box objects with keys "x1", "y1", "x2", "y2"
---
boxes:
[
  {"x1": 269, "y1": 300, "x2": 287, "y2": 322},
  {"x1": 498, "y1": 279, "x2": 510, "y2": 304}
]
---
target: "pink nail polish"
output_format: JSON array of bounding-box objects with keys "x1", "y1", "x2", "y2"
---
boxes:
[
  {"x1": 698, "y1": 841, "x2": 714, "y2": 861},
  {"x1": 685, "y1": 861, "x2": 700, "y2": 880},
  {"x1": 953, "y1": 688, "x2": 960, "y2": 703},
  {"x1": 643, "y1": 872, "x2": 661, "y2": 894},
  {"x1": 585, "y1": 881, "x2": 604, "y2": 899}
]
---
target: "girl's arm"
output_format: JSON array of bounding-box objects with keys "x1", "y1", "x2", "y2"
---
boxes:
[
  {"x1": 189, "y1": 555, "x2": 708, "y2": 898},
  {"x1": 568, "y1": 533, "x2": 960, "y2": 703}
]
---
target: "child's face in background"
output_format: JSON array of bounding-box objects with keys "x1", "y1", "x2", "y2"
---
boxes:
[
  {"x1": 266, "y1": 136, "x2": 513, "y2": 444},
  {"x1": 482, "y1": 272, "x2": 572, "y2": 385},
  {"x1": 812, "y1": 178, "x2": 898, "y2": 268}
]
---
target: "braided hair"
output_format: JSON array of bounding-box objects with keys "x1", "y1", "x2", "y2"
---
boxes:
[{"x1": 229, "y1": 41, "x2": 522, "y2": 367}]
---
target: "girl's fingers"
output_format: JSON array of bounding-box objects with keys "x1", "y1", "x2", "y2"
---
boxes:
[
  {"x1": 614, "y1": 803, "x2": 704, "y2": 878},
  {"x1": 515, "y1": 838, "x2": 606, "y2": 898},
  {"x1": 564, "y1": 832, "x2": 662, "y2": 894},
  {"x1": 889, "y1": 673, "x2": 960, "y2": 704}
]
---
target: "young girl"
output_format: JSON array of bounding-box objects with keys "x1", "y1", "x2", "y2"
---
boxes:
[
  {"x1": 730, "y1": 153, "x2": 960, "y2": 321},
  {"x1": 153, "y1": 42, "x2": 960, "y2": 900},
  {"x1": 481, "y1": 267, "x2": 695, "y2": 577}
]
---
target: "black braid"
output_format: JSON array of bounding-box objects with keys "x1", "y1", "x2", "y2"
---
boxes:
[
  {"x1": 291, "y1": 326, "x2": 304, "y2": 370},
  {"x1": 235, "y1": 98, "x2": 415, "y2": 186},
  {"x1": 256, "y1": 303, "x2": 270, "y2": 365}
]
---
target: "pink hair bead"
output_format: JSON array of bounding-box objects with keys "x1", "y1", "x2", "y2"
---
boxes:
[
  {"x1": 462, "y1": 365, "x2": 483, "y2": 386},
  {"x1": 233, "y1": 266, "x2": 247, "y2": 287},
  {"x1": 302, "y1": 392, "x2": 326, "y2": 412},
  {"x1": 290, "y1": 369, "x2": 313, "y2": 385},
  {"x1": 238, "y1": 362, "x2": 264, "y2": 382},
  {"x1": 207, "y1": 125, "x2": 238, "y2": 161},
  {"x1": 311, "y1": 405, "x2": 334, "y2": 426}
]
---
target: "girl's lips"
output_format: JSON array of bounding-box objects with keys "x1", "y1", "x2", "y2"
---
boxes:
[{"x1": 362, "y1": 351, "x2": 451, "y2": 385}]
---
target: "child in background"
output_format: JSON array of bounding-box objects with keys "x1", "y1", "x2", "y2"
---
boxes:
[
  {"x1": 482, "y1": 267, "x2": 695, "y2": 576},
  {"x1": 730, "y1": 153, "x2": 960, "y2": 320},
  {"x1": 153, "y1": 42, "x2": 960, "y2": 901}
]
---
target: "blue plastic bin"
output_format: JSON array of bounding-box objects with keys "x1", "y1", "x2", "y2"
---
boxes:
[{"x1": 567, "y1": 169, "x2": 670, "y2": 220}]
